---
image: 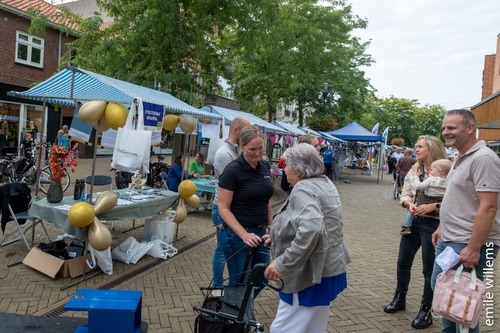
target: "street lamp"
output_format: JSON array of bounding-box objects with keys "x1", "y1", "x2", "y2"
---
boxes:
[{"x1": 322, "y1": 83, "x2": 330, "y2": 113}]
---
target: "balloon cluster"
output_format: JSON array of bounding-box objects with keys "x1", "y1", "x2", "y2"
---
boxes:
[
  {"x1": 172, "y1": 180, "x2": 199, "y2": 223},
  {"x1": 78, "y1": 100, "x2": 129, "y2": 132},
  {"x1": 162, "y1": 114, "x2": 197, "y2": 134},
  {"x1": 68, "y1": 191, "x2": 118, "y2": 251}
]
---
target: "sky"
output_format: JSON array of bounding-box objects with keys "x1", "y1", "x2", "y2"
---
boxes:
[{"x1": 348, "y1": 0, "x2": 500, "y2": 110}]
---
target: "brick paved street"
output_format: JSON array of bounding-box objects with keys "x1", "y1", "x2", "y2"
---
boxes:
[{"x1": 0, "y1": 157, "x2": 499, "y2": 332}]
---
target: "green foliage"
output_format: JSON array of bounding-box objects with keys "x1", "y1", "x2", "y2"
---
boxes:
[
  {"x1": 306, "y1": 113, "x2": 338, "y2": 132},
  {"x1": 27, "y1": 8, "x2": 49, "y2": 37},
  {"x1": 29, "y1": 0, "x2": 449, "y2": 133},
  {"x1": 361, "y1": 97, "x2": 446, "y2": 147}
]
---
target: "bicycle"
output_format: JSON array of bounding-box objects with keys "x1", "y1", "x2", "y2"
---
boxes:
[
  {"x1": 147, "y1": 152, "x2": 169, "y2": 188},
  {"x1": 0, "y1": 143, "x2": 71, "y2": 194}
]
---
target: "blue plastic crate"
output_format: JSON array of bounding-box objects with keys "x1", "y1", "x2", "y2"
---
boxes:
[{"x1": 65, "y1": 289, "x2": 142, "y2": 333}]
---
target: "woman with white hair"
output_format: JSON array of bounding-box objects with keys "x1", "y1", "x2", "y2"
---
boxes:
[{"x1": 264, "y1": 143, "x2": 351, "y2": 333}]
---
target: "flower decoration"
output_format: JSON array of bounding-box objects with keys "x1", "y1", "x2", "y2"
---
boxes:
[{"x1": 49, "y1": 143, "x2": 79, "y2": 182}]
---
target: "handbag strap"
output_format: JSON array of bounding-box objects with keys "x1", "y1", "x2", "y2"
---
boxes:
[
  {"x1": 453, "y1": 264, "x2": 477, "y2": 290},
  {"x1": 124, "y1": 97, "x2": 145, "y2": 131}
]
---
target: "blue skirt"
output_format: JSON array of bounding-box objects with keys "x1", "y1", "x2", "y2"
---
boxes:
[{"x1": 279, "y1": 272, "x2": 347, "y2": 307}]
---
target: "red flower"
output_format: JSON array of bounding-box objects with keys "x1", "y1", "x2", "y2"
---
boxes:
[{"x1": 49, "y1": 143, "x2": 79, "y2": 181}]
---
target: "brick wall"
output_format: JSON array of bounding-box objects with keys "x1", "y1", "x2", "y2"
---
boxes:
[{"x1": 0, "y1": 9, "x2": 76, "y2": 88}]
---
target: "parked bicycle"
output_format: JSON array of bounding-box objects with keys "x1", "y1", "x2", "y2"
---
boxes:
[
  {"x1": 0, "y1": 143, "x2": 71, "y2": 194},
  {"x1": 147, "y1": 152, "x2": 169, "y2": 188}
]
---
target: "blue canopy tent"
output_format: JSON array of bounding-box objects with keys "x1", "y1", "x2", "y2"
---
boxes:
[
  {"x1": 326, "y1": 122, "x2": 383, "y2": 142},
  {"x1": 327, "y1": 122, "x2": 383, "y2": 183}
]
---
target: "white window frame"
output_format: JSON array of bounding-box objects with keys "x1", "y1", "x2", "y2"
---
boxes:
[{"x1": 15, "y1": 31, "x2": 45, "y2": 68}]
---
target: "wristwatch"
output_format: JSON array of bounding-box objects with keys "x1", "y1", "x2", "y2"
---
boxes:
[{"x1": 435, "y1": 203, "x2": 441, "y2": 212}]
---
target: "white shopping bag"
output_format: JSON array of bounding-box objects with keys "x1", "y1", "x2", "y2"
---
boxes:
[
  {"x1": 111, "y1": 98, "x2": 152, "y2": 174},
  {"x1": 143, "y1": 212, "x2": 176, "y2": 244},
  {"x1": 111, "y1": 236, "x2": 154, "y2": 264}
]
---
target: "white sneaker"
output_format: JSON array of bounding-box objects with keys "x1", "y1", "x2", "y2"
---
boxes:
[{"x1": 197, "y1": 204, "x2": 205, "y2": 211}]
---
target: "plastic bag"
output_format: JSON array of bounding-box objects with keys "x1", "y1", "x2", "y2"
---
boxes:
[
  {"x1": 146, "y1": 239, "x2": 178, "y2": 260},
  {"x1": 143, "y1": 212, "x2": 176, "y2": 244},
  {"x1": 87, "y1": 243, "x2": 113, "y2": 275},
  {"x1": 111, "y1": 236, "x2": 154, "y2": 264}
]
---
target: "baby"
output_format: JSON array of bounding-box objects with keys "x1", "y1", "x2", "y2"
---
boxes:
[{"x1": 401, "y1": 158, "x2": 452, "y2": 235}]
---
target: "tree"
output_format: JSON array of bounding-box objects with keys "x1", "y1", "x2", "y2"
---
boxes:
[
  {"x1": 58, "y1": 0, "x2": 272, "y2": 104},
  {"x1": 360, "y1": 96, "x2": 446, "y2": 147},
  {"x1": 221, "y1": 0, "x2": 373, "y2": 125}
]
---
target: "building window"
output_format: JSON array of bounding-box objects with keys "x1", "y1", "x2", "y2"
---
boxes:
[{"x1": 15, "y1": 31, "x2": 44, "y2": 68}]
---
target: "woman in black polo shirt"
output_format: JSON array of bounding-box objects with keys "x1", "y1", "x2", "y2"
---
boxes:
[{"x1": 218, "y1": 125, "x2": 274, "y2": 293}]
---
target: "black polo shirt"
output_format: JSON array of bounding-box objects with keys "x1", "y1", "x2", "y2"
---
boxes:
[{"x1": 218, "y1": 155, "x2": 274, "y2": 228}]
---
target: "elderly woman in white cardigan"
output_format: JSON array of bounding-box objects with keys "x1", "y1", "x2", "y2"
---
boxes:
[{"x1": 264, "y1": 143, "x2": 351, "y2": 333}]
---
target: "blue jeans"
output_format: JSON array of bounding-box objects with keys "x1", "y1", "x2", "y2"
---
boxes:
[
  {"x1": 403, "y1": 211, "x2": 414, "y2": 227},
  {"x1": 431, "y1": 238, "x2": 499, "y2": 333},
  {"x1": 396, "y1": 216, "x2": 439, "y2": 306},
  {"x1": 221, "y1": 225, "x2": 270, "y2": 296},
  {"x1": 211, "y1": 204, "x2": 226, "y2": 288}
]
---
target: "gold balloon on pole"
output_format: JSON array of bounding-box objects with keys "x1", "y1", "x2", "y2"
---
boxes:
[
  {"x1": 178, "y1": 180, "x2": 196, "y2": 199},
  {"x1": 184, "y1": 194, "x2": 200, "y2": 208},
  {"x1": 68, "y1": 202, "x2": 95, "y2": 228},
  {"x1": 179, "y1": 115, "x2": 197, "y2": 134},
  {"x1": 173, "y1": 198, "x2": 187, "y2": 223},
  {"x1": 88, "y1": 217, "x2": 112, "y2": 251},
  {"x1": 163, "y1": 114, "x2": 180, "y2": 131},
  {"x1": 79, "y1": 100, "x2": 107, "y2": 123},
  {"x1": 104, "y1": 103, "x2": 128, "y2": 130},
  {"x1": 93, "y1": 116, "x2": 111, "y2": 132},
  {"x1": 94, "y1": 191, "x2": 118, "y2": 215}
]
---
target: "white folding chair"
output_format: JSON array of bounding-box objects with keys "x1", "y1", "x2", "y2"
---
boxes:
[{"x1": 0, "y1": 204, "x2": 51, "y2": 250}]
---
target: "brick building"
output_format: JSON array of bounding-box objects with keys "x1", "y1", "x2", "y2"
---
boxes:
[
  {"x1": 0, "y1": 0, "x2": 77, "y2": 154},
  {"x1": 473, "y1": 33, "x2": 500, "y2": 143}
]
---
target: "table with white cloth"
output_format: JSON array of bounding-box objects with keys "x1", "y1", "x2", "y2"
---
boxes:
[
  {"x1": 192, "y1": 177, "x2": 218, "y2": 194},
  {"x1": 29, "y1": 189, "x2": 178, "y2": 240}
]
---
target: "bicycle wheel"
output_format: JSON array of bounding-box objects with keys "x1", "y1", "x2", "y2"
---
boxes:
[
  {"x1": 38, "y1": 169, "x2": 52, "y2": 194},
  {"x1": 38, "y1": 167, "x2": 71, "y2": 194}
]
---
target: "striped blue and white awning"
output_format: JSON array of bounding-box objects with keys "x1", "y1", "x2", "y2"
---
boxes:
[
  {"x1": 9, "y1": 66, "x2": 222, "y2": 120},
  {"x1": 201, "y1": 105, "x2": 286, "y2": 133}
]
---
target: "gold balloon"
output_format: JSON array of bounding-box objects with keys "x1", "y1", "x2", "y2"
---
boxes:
[
  {"x1": 88, "y1": 217, "x2": 112, "y2": 251},
  {"x1": 68, "y1": 202, "x2": 95, "y2": 228},
  {"x1": 94, "y1": 191, "x2": 118, "y2": 215},
  {"x1": 104, "y1": 103, "x2": 128, "y2": 130},
  {"x1": 79, "y1": 100, "x2": 107, "y2": 123},
  {"x1": 178, "y1": 180, "x2": 196, "y2": 199},
  {"x1": 163, "y1": 114, "x2": 180, "y2": 131},
  {"x1": 179, "y1": 115, "x2": 197, "y2": 134},
  {"x1": 93, "y1": 116, "x2": 111, "y2": 132},
  {"x1": 173, "y1": 198, "x2": 187, "y2": 224},
  {"x1": 184, "y1": 194, "x2": 200, "y2": 208}
]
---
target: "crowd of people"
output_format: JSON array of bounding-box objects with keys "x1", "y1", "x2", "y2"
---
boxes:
[
  {"x1": 203, "y1": 109, "x2": 498, "y2": 333},
  {"x1": 43, "y1": 110, "x2": 498, "y2": 332}
]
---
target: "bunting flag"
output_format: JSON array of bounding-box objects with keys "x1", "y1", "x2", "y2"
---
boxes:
[
  {"x1": 382, "y1": 126, "x2": 389, "y2": 145},
  {"x1": 371, "y1": 122, "x2": 380, "y2": 135}
]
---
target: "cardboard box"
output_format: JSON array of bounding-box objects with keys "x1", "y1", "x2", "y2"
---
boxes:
[{"x1": 23, "y1": 246, "x2": 94, "y2": 279}]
